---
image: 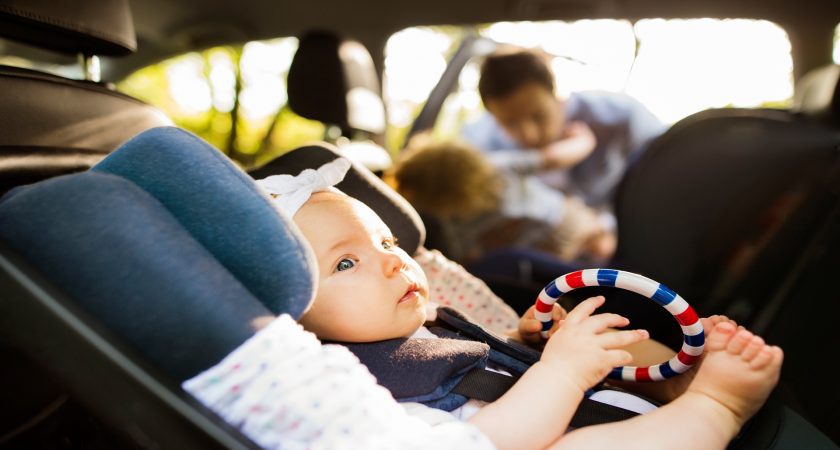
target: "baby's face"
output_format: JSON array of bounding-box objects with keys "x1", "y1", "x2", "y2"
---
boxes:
[{"x1": 295, "y1": 191, "x2": 429, "y2": 342}]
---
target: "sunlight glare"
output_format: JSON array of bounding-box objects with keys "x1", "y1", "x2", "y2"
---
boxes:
[
  {"x1": 384, "y1": 27, "x2": 452, "y2": 126},
  {"x1": 166, "y1": 54, "x2": 212, "y2": 114},
  {"x1": 627, "y1": 19, "x2": 792, "y2": 123},
  {"x1": 834, "y1": 23, "x2": 840, "y2": 64},
  {"x1": 239, "y1": 38, "x2": 298, "y2": 120}
]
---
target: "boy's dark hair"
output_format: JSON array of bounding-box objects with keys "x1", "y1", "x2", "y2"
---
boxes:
[{"x1": 478, "y1": 48, "x2": 555, "y2": 104}]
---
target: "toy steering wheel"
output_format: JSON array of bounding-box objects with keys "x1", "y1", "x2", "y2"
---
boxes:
[{"x1": 535, "y1": 269, "x2": 704, "y2": 382}]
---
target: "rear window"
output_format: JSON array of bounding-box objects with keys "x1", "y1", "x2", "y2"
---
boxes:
[
  {"x1": 383, "y1": 19, "x2": 794, "y2": 146},
  {"x1": 119, "y1": 38, "x2": 325, "y2": 167}
]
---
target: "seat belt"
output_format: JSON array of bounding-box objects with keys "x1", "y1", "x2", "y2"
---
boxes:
[{"x1": 452, "y1": 368, "x2": 640, "y2": 427}]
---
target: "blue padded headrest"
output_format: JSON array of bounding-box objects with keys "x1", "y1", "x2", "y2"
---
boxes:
[
  {"x1": 92, "y1": 127, "x2": 316, "y2": 319},
  {"x1": 0, "y1": 172, "x2": 273, "y2": 381}
]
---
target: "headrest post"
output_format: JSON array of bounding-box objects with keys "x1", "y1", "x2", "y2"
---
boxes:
[{"x1": 78, "y1": 54, "x2": 102, "y2": 82}]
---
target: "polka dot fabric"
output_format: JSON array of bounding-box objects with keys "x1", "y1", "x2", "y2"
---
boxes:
[
  {"x1": 415, "y1": 248, "x2": 519, "y2": 334},
  {"x1": 183, "y1": 315, "x2": 494, "y2": 450}
]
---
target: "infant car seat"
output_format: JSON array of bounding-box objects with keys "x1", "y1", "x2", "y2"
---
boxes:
[
  {"x1": 0, "y1": 127, "x2": 314, "y2": 448},
  {"x1": 1, "y1": 127, "x2": 836, "y2": 448}
]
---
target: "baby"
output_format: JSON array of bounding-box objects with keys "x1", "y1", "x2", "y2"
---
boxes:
[
  {"x1": 259, "y1": 158, "x2": 783, "y2": 450},
  {"x1": 390, "y1": 138, "x2": 615, "y2": 264}
]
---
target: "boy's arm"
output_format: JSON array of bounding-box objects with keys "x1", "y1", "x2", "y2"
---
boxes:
[{"x1": 470, "y1": 296, "x2": 649, "y2": 450}]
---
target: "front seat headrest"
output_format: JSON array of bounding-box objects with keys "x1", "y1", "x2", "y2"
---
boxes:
[
  {"x1": 0, "y1": 0, "x2": 136, "y2": 56},
  {"x1": 287, "y1": 29, "x2": 386, "y2": 137},
  {"x1": 792, "y1": 64, "x2": 840, "y2": 124}
]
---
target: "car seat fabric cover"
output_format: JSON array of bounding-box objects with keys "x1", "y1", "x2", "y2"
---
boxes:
[
  {"x1": 615, "y1": 110, "x2": 840, "y2": 310},
  {"x1": 93, "y1": 127, "x2": 317, "y2": 319},
  {"x1": 0, "y1": 172, "x2": 272, "y2": 381}
]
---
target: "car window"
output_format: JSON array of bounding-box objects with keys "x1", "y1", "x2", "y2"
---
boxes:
[
  {"x1": 384, "y1": 19, "x2": 795, "y2": 145},
  {"x1": 118, "y1": 38, "x2": 326, "y2": 168}
]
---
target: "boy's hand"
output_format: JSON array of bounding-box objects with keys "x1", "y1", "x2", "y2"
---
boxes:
[
  {"x1": 538, "y1": 296, "x2": 650, "y2": 392},
  {"x1": 510, "y1": 303, "x2": 567, "y2": 347}
]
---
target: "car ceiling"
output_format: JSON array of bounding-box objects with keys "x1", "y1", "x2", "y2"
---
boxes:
[{"x1": 5, "y1": 0, "x2": 839, "y2": 80}]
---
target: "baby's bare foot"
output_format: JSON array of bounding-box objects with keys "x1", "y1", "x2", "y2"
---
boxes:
[
  {"x1": 687, "y1": 322, "x2": 783, "y2": 427},
  {"x1": 656, "y1": 315, "x2": 735, "y2": 401}
]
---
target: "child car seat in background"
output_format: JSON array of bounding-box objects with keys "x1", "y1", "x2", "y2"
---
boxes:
[
  {"x1": 613, "y1": 66, "x2": 840, "y2": 444},
  {"x1": 0, "y1": 0, "x2": 173, "y2": 197}
]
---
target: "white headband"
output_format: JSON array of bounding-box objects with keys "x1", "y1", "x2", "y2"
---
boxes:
[{"x1": 256, "y1": 158, "x2": 352, "y2": 217}]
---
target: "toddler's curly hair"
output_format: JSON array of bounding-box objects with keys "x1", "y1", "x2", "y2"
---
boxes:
[{"x1": 390, "y1": 137, "x2": 503, "y2": 218}]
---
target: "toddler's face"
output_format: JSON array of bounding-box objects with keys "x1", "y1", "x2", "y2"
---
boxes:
[
  {"x1": 295, "y1": 191, "x2": 429, "y2": 342},
  {"x1": 485, "y1": 82, "x2": 564, "y2": 149}
]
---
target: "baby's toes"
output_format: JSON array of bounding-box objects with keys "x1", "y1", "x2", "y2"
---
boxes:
[
  {"x1": 749, "y1": 346, "x2": 784, "y2": 371},
  {"x1": 706, "y1": 322, "x2": 737, "y2": 351},
  {"x1": 726, "y1": 329, "x2": 754, "y2": 355},
  {"x1": 740, "y1": 336, "x2": 765, "y2": 362}
]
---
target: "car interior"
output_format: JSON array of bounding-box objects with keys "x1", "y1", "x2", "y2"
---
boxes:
[{"x1": 1, "y1": 0, "x2": 839, "y2": 448}]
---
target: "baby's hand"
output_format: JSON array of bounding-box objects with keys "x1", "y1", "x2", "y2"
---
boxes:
[
  {"x1": 510, "y1": 304, "x2": 567, "y2": 347},
  {"x1": 538, "y1": 296, "x2": 649, "y2": 393}
]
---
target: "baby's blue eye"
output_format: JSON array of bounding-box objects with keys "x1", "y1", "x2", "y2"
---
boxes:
[{"x1": 336, "y1": 258, "x2": 355, "y2": 272}]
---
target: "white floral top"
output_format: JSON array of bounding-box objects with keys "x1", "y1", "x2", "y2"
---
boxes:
[{"x1": 183, "y1": 315, "x2": 495, "y2": 450}]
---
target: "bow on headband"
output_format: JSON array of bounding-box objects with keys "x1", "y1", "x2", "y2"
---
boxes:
[{"x1": 256, "y1": 157, "x2": 352, "y2": 218}]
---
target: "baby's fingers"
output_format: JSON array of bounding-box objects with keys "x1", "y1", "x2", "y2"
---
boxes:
[
  {"x1": 598, "y1": 329, "x2": 649, "y2": 349},
  {"x1": 604, "y1": 349, "x2": 634, "y2": 369},
  {"x1": 552, "y1": 304, "x2": 567, "y2": 321},
  {"x1": 565, "y1": 296, "x2": 606, "y2": 324},
  {"x1": 518, "y1": 319, "x2": 544, "y2": 344},
  {"x1": 582, "y1": 312, "x2": 630, "y2": 333}
]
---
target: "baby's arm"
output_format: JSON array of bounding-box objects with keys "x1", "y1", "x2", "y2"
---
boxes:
[
  {"x1": 540, "y1": 121, "x2": 597, "y2": 169},
  {"x1": 184, "y1": 315, "x2": 496, "y2": 450},
  {"x1": 468, "y1": 296, "x2": 649, "y2": 450}
]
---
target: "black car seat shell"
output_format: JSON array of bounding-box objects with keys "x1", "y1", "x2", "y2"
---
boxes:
[{"x1": 614, "y1": 67, "x2": 840, "y2": 444}]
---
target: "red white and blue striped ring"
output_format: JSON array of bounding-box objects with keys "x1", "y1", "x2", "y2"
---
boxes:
[{"x1": 535, "y1": 269, "x2": 704, "y2": 382}]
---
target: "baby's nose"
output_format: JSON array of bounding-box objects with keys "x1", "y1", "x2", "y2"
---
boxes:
[{"x1": 382, "y1": 251, "x2": 406, "y2": 275}]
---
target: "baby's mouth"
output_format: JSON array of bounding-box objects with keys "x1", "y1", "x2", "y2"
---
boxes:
[{"x1": 399, "y1": 282, "x2": 420, "y2": 304}]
